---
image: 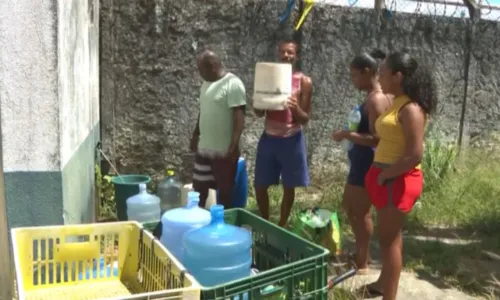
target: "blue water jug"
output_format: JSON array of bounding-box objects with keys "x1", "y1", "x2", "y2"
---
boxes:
[
  {"x1": 160, "y1": 191, "x2": 211, "y2": 262},
  {"x1": 183, "y1": 205, "x2": 252, "y2": 287},
  {"x1": 217, "y1": 157, "x2": 248, "y2": 208},
  {"x1": 126, "y1": 183, "x2": 161, "y2": 223},
  {"x1": 78, "y1": 257, "x2": 119, "y2": 280}
]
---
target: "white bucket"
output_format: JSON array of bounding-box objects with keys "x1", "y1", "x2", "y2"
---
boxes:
[{"x1": 252, "y1": 62, "x2": 292, "y2": 111}]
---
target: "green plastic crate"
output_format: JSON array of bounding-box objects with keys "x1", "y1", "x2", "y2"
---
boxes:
[
  {"x1": 142, "y1": 221, "x2": 158, "y2": 233},
  {"x1": 142, "y1": 209, "x2": 329, "y2": 299},
  {"x1": 204, "y1": 208, "x2": 329, "y2": 300}
]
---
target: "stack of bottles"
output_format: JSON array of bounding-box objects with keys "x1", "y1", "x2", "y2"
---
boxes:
[{"x1": 125, "y1": 175, "x2": 254, "y2": 295}]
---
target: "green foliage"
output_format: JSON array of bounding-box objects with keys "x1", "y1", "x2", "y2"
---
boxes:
[
  {"x1": 95, "y1": 164, "x2": 117, "y2": 220},
  {"x1": 421, "y1": 129, "x2": 457, "y2": 193}
]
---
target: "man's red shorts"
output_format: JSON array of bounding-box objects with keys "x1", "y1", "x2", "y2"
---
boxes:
[{"x1": 365, "y1": 165, "x2": 423, "y2": 213}]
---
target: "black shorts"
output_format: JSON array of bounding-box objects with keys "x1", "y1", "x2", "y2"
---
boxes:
[{"x1": 347, "y1": 145, "x2": 374, "y2": 187}]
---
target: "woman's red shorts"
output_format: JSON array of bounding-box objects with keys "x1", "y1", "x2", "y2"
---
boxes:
[{"x1": 365, "y1": 166, "x2": 423, "y2": 213}]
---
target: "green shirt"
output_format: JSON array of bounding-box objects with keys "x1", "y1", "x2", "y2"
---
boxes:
[{"x1": 198, "y1": 73, "x2": 247, "y2": 156}]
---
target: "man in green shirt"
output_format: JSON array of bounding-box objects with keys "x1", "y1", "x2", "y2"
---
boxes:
[{"x1": 190, "y1": 50, "x2": 247, "y2": 208}]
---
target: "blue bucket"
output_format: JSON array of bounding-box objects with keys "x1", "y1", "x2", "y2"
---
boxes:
[{"x1": 217, "y1": 157, "x2": 248, "y2": 208}]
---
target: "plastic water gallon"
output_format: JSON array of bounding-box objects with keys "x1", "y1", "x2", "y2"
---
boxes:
[
  {"x1": 78, "y1": 258, "x2": 119, "y2": 280},
  {"x1": 160, "y1": 191, "x2": 211, "y2": 262},
  {"x1": 183, "y1": 205, "x2": 253, "y2": 287},
  {"x1": 126, "y1": 183, "x2": 161, "y2": 223},
  {"x1": 182, "y1": 183, "x2": 217, "y2": 209},
  {"x1": 253, "y1": 62, "x2": 292, "y2": 111},
  {"x1": 157, "y1": 169, "x2": 183, "y2": 214},
  {"x1": 217, "y1": 157, "x2": 248, "y2": 208}
]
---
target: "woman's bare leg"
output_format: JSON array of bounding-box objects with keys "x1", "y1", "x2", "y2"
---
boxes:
[
  {"x1": 342, "y1": 184, "x2": 373, "y2": 270},
  {"x1": 372, "y1": 206, "x2": 405, "y2": 300}
]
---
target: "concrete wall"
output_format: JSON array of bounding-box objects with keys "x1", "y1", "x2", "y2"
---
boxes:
[
  {"x1": 0, "y1": 0, "x2": 100, "y2": 229},
  {"x1": 100, "y1": 0, "x2": 500, "y2": 181},
  {"x1": 59, "y1": 0, "x2": 100, "y2": 225}
]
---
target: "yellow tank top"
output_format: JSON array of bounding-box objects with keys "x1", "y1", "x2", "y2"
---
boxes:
[{"x1": 374, "y1": 95, "x2": 421, "y2": 169}]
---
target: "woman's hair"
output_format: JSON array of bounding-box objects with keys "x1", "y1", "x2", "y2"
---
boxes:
[
  {"x1": 385, "y1": 51, "x2": 438, "y2": 115},
  {"x1": 350, "y1": 49, "x2": 387, "y2": 73}
]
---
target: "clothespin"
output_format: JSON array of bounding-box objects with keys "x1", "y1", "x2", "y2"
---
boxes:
[
  {"x1": 295, "y1": 0, "x2": 315, "y2": 31},
  {"x1": 279, "y1": 0, "x2": 296, "y2": 23}
]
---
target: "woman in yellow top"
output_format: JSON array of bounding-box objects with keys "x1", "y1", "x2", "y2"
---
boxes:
[{"x1": 363, "y1": 51, "x2": 437, "y2": 300}]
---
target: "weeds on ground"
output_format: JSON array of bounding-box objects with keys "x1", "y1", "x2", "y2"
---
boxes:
[
  {"x1": 246, "y1": 130, "x2": 500, "y2": 298},
  {"x1": 95, "y1": 164, "x2": 116, "y2": 221}
]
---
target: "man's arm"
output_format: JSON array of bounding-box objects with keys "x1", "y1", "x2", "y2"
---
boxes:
[
  {"x1": 291, "y1": 75, "x2": 312, "y2": 124},
  {"x1": 227, "y1": 77, "x2": 247, "y2": 153},
  {"x1": 190, "y1": 113, "x2": 200, "y2": 152},
  {"x1": 231, "y1": 106, "x2": 245, "y2": 148}
]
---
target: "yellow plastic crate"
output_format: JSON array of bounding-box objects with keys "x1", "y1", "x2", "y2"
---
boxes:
[{"x1": 11, "y1": 221, "x2": 200, "y2": 300}]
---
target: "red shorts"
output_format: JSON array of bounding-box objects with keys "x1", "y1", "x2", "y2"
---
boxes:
[{"x1": 365, "y1": 166, "x2": 423, "y2": 213}]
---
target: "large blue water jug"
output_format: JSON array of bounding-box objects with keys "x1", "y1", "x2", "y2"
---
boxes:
[
  {"x1": 217, "y1": 157, "x2": 248, "y2": 208},
  {"x1": 160, "y1": 191, "x2": 211, "y2": 262},
  {"x1": 183, "y1": 205, "x2": 252, "y2": 287},
  {"x1": 78, "y1": 257, "x2": 119, "y2": 280},
  {"x1": 126, "y1": 183, "x2": 161, "y2": 223}
]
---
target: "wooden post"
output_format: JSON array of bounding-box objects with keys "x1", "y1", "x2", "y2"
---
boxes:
[{"x1": 0, "y1": 104, "x2": 13, "y2": 299}]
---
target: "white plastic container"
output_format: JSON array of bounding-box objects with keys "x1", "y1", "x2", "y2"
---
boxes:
[
  {"x1": 181, "y1": 183, "x2": 216, "y2": 209},
  {"x1": 252, "y1": 62, "x2": 292, "y2": 111}
]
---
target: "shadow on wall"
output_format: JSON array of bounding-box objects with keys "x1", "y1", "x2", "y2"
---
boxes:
[{"x1": 99, "y1": 0, "x2": 500, "y2": 182}]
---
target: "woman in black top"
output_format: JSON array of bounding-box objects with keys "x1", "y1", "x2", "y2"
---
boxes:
[{"x1": 332, "y1": 50, "x2": 392, "y2": 273}]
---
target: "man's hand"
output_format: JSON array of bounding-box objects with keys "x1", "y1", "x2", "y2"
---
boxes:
[
  {"x1": 332, "y1": 130, "x2": 349, "y2": 142},
  {"x1": 227, "y1": 143, "x2": 238, "y2": 157},
  {"x1": 190, "y1": 135, "x2": 199, "y2": 153}
]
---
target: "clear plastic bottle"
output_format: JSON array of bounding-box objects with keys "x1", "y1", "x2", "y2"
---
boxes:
[
  {"x1": 183, "y1": 205, "x2": 253, "y2": 287},
  {"x1": 157, "y1": 169, "x2": 183, "y2": 214},
  {"x1": 341, "y1": 105, "x2": 362, "y2": 151},
  {"x1": 126, "y1": 183, "x2": 161, "y2": 223},
  {"x1": 160, "y1": 191, "x2": 211, "y2": 262}
]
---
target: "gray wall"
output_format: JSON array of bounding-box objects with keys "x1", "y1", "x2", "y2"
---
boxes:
[{"x1": 100, "y1": 0, "x2": 500, "y2": 181}]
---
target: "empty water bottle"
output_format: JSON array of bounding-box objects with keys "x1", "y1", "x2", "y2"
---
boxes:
[
  {"x1": 126, "y1": 183, "x2": 161, "y2": 223},
  {"x1": 157, "y1": 169, "x2": 183, "y2": 213},
  {"x1": 341, "y1": 105, "x2": 362, "y2": 151}
]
